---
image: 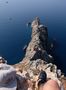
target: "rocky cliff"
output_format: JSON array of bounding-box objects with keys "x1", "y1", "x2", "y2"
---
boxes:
[
  {"x1": 0, "y1": 17, "x2": 66, "y2": 90},
  {"x1": 13, "y1": 17, "x2": 66, "y2": 90}
]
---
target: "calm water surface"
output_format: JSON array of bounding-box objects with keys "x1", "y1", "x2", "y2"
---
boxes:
[{"x1": 0, "y1": 0, "x2": 66, "y2": 74}]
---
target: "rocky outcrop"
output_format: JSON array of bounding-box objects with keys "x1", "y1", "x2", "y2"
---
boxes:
[
  {"x1": 0, "y1": 17, "x2": 66, "y2": 90},
  {"x1": 13, "y1": 17, "x2": 66, "y2": 90},
  {"x1": 23, "y1": 17, "x2": 53, "y2": 63}
]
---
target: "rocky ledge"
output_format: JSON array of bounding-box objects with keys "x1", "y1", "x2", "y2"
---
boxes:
[{"x1": 0, "y1": 17, "x2": 66, "y2": 90}]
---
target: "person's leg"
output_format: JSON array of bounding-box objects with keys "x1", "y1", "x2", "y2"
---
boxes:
[{"x1": 39, "y1": 80, "x2": 60, "y2": 90}]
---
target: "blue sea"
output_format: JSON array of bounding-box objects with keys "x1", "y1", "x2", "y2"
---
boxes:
[{"x1": 0, "y1": 0, "x2": 66, "y2": 74}]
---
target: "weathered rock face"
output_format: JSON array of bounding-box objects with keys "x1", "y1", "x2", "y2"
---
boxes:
[
  {"x1": 0, "y1": 17, "x2": 66, "y2": 90},
  {"x1": 23, "y1": 17, "x2": 53, "y2": 63},
  {"x1": 13, "y1": 17, "x2": 66, "y2": 90}
]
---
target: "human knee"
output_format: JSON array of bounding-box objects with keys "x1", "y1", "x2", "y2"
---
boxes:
[{"x1": 43, "y1": 80, "x2": 60, "y2": 90}]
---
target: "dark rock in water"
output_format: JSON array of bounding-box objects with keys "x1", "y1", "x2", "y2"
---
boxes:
[{"x1": 27, "y1": 22, "x2": 31, "y2": 27}]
